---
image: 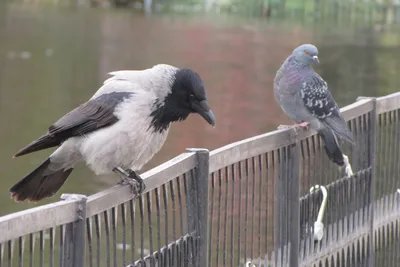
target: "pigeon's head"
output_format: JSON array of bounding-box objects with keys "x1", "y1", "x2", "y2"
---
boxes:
[
  {"x1": 150, "y1": 68, "x2": 216, "y2": 132},
  {"x1": 292, "y1": 44, "x2": 319, "y2": 65}
]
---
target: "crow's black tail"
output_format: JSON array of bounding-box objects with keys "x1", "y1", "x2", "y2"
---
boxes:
[
  {"x1": 319, "y1": 128, "x2": 345, "y2": 166},
  {"x1": 10, "y1": 159, "x2": 73, "y2": 202}
]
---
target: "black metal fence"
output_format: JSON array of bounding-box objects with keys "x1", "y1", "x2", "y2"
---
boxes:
[{"x1": 1, "y1": 93, "x2": 400, "y2": 267}]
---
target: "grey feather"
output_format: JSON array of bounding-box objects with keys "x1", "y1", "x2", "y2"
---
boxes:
[
  {"x1": 14, "y1": 92, "x2": 133, "y2": 157},
  {"x1": 300, "y1": 75, "x2": 354, "y2": 143},
  {"x1": 49, "y1": 92, "x2": 133, "y2": 136},
  {"x1": 11, "y1": 64, "x2": 215, "y2": 202},
  {"x1": 319, "y1": 127, "x2": 345, "y2": 166},
  {"x1": 274, "y1": 44, "x2": 354, "y2": 165}
]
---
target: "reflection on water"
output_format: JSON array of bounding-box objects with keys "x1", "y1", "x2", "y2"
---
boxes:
[{"x1": 1, "y1": 2, "x2": 400, "y2": 214}]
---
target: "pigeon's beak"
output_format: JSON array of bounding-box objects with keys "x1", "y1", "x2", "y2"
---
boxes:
[
  {"x1": 192, "y1": 100, "x2": 216, "y2": 126},
  {"x1": 312, "y1": 55, "x2": 319, "y2": 64}
]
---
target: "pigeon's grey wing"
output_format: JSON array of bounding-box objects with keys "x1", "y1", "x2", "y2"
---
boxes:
[
  {"x1": 301, "y1": 76, "x2": 354, "y2": 143},
  {"x1": 14, "y1": 92, "x2": 133, "y2": 157}
]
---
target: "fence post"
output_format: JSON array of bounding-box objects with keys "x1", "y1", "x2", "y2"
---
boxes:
[
  {"x1": 186, "y1": 148, "x2": 210, "y2": 267},
  {"x1": 368, "y1": 98, "x2": 377, "y2": 266},
  {"x1": 274, "y1": 139, "x2": 300, "y2": 266},
  {"x1": 289, "y1": 141, "x2": 300, "y2": 267},
  {"x1": 61, "y1": 194, "x2": 87, "y2": 267}
]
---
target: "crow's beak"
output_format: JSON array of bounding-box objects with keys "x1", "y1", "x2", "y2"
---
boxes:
[
  {"x1": 312, "y1": 55, "x2": 319, "y2": 64},
  {"x1": 192, "y1": 100, "x2": 216, "y2": 126}
]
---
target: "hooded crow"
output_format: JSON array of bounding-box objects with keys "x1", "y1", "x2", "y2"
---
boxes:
[{"x1": 10, "y1": 64, "x2": 216, "y2": 202}]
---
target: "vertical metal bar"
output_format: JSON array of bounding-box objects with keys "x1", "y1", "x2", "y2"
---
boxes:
[
  {"x1": 237, "y1": 161, "x2": 242, "y2": 266},
  {"x1": 129, "y1": 199, "x2": 136, "y2": 264},
  {"x1": 271, "y1": 151, "x2": 277, "y2": 260},
  {"x1": 64, "y1": 221, "x2": 73, "y2": 265},
  {"x1": 258, "y1": 154, "x2": 264, "y2": 264},
  {"x1": 382, "y1": 112, "x2": 389, "y2": 202},
  {"x1": 74, "y1": 196, "x2": 87, "y2": 267},
  {"x1": 154, "y1": 188, "x2": 162, "y2": 266},
  {"x1": 60, "y1": 194, "x2": 87, "y2": 267},
  {"x1": 243, "y1": 159, "x2": 249, "y2": 263},
  {"x1": 146, "y1": 192, "x2": 154, "y2": 265},
  {"x1": 289, "y1": 142, "x2": 300, "y2": 267},
  {"x1": 86, "y1": 218, "x2": 93, "y2": 267},
  {"x1": 368, "y1": 99, "x2": 377, "y2": 266},
  {"x1": 208, "y1": 172, "x2": 215, "y2": 267},
  {"x1": 186, "y1": 148, "x2": 210, "y2": 267},
  {"x1": 176, "y1": 176, "x2": 185, "y2": 239},
  {"x1": 7, "y1": 240, "x2": 11, "y2": 267},
  {"x1": 162, "y1": 183, "x2": 169, "y2": 264},
  {"x1": 222, "y1": 166, "x2": 229, "y2": 267},
  {"x1": 230, "y1": 164, "x2": 235, "y2": 267},
  {"x1": 250, "y1": 157, "x2": 256, "y2": 262},
  {"x1": 169, "y1": 180, "x2": 177, "y2": 242},
  {"x1": 94, "y1": 214, "x2": 100, "y2": 267},
  {"x1": 18, "y1": 237, "x2": 23, "y2": 267},
  {"x1": 0, "y1": 242, "x2": 2, "y2": 267},
  {"x1": 275, "y1": 147, "x2": 286, "y2": 262},
  {"x1": 50, "y1": 228, "x2": 54, "y2": 267},
  {"x1": 29, "y1": 233, "x2": 34, "y2": 267},
  {"x1": 215, "y1": 169, "x2": 223, "y2": 267},
  {"x1": 104, "y1": 210, "x2": 111, "y2": 267},
  {"x1": 138, "y1": 196, "x2": 145, "y2": 261},
  {"x1": 121, "y1": 203, "x2": 127, "y2": 267},
  {"x1": 39, "y1": 231, "x2": 44, "y2": 267},
  {"x1": 111, "y1": 207, "x2": 117, "y2": 267},
  {"x1": 59, "y1": 225, "x2": 64, "y2": 267},
  {"x1": 186, "y1": 152, "x2": 199, "y2": 266}
]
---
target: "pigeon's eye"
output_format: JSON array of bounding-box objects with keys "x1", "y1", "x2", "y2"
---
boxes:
[{"x1": 304, "y1": 50, "x2": 310, "y2": 55}]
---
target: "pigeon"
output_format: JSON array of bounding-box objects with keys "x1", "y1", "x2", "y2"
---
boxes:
[
  {"x1": 274, "y1": 44, "x2": 354, "y2": 175},
  {"x1": 10, "y1": 64, "x2": 216, "y2": 202}
]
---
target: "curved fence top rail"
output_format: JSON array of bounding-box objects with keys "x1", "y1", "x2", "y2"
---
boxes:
[
  {"x1": 375, "y1": 92, "x2": 400, "y2": 114},
  {"x1": 0, "y1": 199, "x2": 79, "y2": 243},
  {"x1": 0, "y1": 152, "x2": 197, "y2": 241},
  {"x1": 1, "y1": 92, "x2": 399, "y2": 244},
  {"x1": 86, "y1": 151, "x2": 197, "y2": 217}
]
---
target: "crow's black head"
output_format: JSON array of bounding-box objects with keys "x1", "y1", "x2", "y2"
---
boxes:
[{"x1": 150, "y1": 68, "x2": 216, "y2": 133}]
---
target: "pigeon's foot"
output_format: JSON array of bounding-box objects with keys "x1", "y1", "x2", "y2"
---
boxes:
[
  {"x1": 278, "y1": 122, "x2": 310, "y2": 131},
  {"x1": 278, "y1": 122, "x2": 310, "y2": 137},
  {"x1": 113, "y1": 167, "x2": 146, "y2": 196},
  {"x1": 294, "y1": 121, "x2": 310, "y2": 131}
]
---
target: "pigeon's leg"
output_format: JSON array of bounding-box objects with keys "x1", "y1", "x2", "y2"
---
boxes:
[
  {"x1": 278, "y1": 121, "x2": 310, "y2": 135},
  {"x1": 113, "y1": 167, "x2": 146, "y2": 195}
]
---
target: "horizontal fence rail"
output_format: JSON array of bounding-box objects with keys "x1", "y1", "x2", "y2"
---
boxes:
[{"x1": 1, "y1": 93, "x2": 400, "y2": 267}]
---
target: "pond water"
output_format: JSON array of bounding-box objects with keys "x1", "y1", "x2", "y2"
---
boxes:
[{"x1": 1, "y1": 1, "x2": 400, "y2": 214}]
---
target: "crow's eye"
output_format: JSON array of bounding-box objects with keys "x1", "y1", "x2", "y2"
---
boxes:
[{"x1": 189, "y1": 94, "x2": 195, "y2": 101}]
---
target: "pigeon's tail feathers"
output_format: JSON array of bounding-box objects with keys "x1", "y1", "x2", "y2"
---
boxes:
[
  {"x1": 319, "y1": 127, "x2": 345, "y2": 166},
  {"x1": 325, "y1": 116, "x2": 354, "y2": 144},
  {"x1": 14, "y1": 134, "x2": 60, "y2": 158},
  {"x1": 10, "y1": 159, "x2": 73, "y2": 202}
]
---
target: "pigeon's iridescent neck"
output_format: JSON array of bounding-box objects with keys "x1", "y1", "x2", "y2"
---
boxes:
[{"x1": 285, "y1": 55, "x2": 313, "y2": 70}]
